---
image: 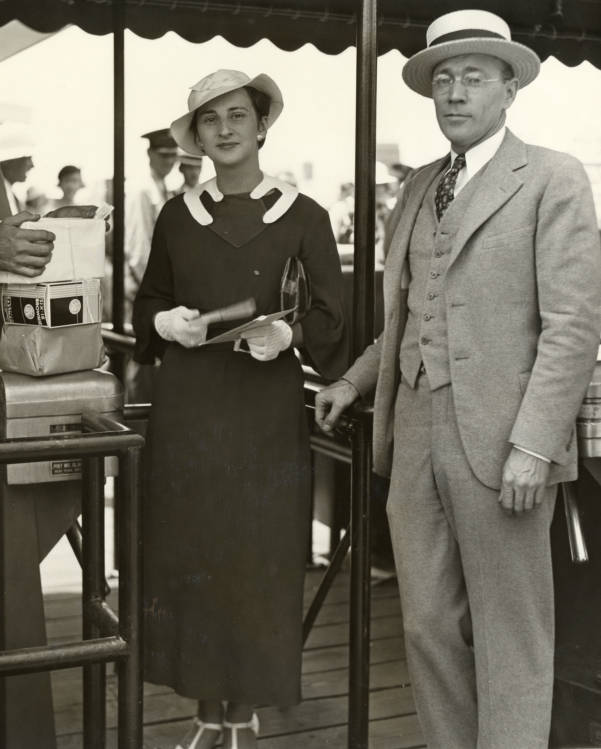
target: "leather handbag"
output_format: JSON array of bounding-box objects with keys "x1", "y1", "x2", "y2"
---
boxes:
[{"x1": 280, "y1": 256, "x2": 311, "y2": 325}]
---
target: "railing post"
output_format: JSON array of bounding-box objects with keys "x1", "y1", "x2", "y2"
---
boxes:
[
  {"x1": 117, "y1": 445, "x2": 143, "y2": 749},
  {"x1": 349, "y1": 0, "x2": 378, "y2": 745},
  {"x1": 82, "y1": 456, "x2": 107, "y2": 749}
]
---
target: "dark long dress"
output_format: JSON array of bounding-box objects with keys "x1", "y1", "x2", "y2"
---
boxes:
[{"x1": 133, "y1": 184, "x2": 348, "y2": 707}]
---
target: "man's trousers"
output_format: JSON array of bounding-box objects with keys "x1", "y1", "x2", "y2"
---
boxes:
[{"x1": 386, "y1": 374, "x2": 557, "y2": 749}]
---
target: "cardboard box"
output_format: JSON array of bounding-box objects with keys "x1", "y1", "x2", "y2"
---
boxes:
[
  {"x1": 1, "y1": 279, "x2": 101, "y2": 327},
  {"x1": 0, "y1": 323, "x2": 105, "y2": 376},
  {"x1": 0, "y1": 218, "x2": 105, "y2": 284}
]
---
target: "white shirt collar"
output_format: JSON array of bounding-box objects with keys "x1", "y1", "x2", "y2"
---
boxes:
[{"x1": 451, "y1": 126, "x2": 506, "y2": 195}]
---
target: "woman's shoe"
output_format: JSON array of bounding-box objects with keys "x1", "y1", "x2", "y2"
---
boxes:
[
  {"x1": 175, "y1": 717, "x2": 223, "y2": 749},
  {"x1": 222, "y1": 712, "x2": 259, "y2": 749}
]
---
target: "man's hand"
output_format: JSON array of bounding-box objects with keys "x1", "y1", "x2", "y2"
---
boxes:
[
  {"x1": 0, "y1": 211, "x2": 54, "y2": 277},
  {"x1": 315, "y1": 379, "x2": 360, "y2": 434},
  {"x1": 499, "y1": 447, "x2": 551, "y2": 516}
]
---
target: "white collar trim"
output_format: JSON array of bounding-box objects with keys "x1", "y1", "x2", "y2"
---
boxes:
[{"x1": 183, "y1": 175, "x2": 299, "y2": 226}]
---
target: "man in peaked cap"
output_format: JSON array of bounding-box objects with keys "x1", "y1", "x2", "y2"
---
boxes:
[
  {"x1": 316, "y1": 9, "x2": 601, "y2": 748},
  {"x1": 125, "y1": 127, "x2": 178, "y2": 401},
  {"x1": 125, "y1": 128, "x2": 178, "y2": 306},
  {"x1": 176, "y1": 151, "x2": 203, "y2": 194}
]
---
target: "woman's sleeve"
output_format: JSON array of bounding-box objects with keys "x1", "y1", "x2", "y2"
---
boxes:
[
  {"x1": 298, "y1": 205, "x2": 350, "y2": 379},
  {"x1": 132, "y1": 210, "x2": 174, "y2": 363}
]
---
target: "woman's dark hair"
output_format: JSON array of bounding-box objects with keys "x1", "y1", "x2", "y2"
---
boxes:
[
  {"x1": 191, "y1": 85, "x2": 271, "y2": 150},
  {"x1": 244, "y1": 86, "x2": 271, "y2": 150}
]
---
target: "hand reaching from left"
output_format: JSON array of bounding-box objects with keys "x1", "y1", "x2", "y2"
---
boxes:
[{"x1": 240, "y1": 320, "x2": 293, "y2": 361}]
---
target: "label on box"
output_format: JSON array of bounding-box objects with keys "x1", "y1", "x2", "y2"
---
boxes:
[{"x1": 1, "y1": 279, "x2": 101, "y2": 327}]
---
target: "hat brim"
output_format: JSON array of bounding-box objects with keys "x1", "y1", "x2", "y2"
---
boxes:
[
  {"x1": 171, "y1": 73, "x2": 283, "y2": 156},
  {"x1": 402, "y1": 38, "x2": 540, "y2": 98}
]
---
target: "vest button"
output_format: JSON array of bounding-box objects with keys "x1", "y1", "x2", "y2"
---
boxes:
[
  {"x1": 434, "y1": 251, "x2": 442, "y2": 258},
  {"x1": 430, "y1": 271, "x2": 439, "y2": 279},
  {"x1": 420, "y1": 336, "x2": 431, "y2": 345},
  {"x1": 423, "y1": 313, "x2": 432, "y2": 321},
  {"x1": 427, "y1": 293, "x2": 437, "y2": 300}
]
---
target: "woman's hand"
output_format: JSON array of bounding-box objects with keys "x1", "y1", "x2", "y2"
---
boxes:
[
  {"x1": 241, "y1": 320, "x2": 293, "y2": 361},
  {"x1": 154, "y1": 306, "x2": 202, "y2": 347}
]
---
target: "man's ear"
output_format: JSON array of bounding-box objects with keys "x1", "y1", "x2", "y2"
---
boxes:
[{"x1": 503, "y1": 78, "x2": 518, "y2": 111}]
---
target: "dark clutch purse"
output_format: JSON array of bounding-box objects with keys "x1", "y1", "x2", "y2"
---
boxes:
[{"x1": 280, "y1": 256, "x2": 311, "y2": 325}]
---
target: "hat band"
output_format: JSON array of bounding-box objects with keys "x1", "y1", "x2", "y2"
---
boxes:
[{"x1": 430, "y1": 29, "x2": 505, "y2": 47}]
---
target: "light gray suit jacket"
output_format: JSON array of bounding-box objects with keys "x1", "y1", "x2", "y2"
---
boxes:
[{"x1": 345, "y1": 130, "x2": 601, "y2": 489}]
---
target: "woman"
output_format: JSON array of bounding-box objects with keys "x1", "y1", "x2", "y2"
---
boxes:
[{"x1": 133, "y1": 69, "x2": 348, "y2": 749}]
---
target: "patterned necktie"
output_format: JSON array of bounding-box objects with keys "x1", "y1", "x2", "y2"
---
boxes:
[{"x1": 435, "y1": 153, "x2": 466, "y2": 221}]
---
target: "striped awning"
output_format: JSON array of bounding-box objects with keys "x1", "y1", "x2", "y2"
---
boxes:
[{"x1": 1, "y1": 0, "x2": 599, "y2": 67}]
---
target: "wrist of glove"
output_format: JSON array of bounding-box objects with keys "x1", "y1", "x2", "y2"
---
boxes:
[
  {"x1": 154, "y1": 306, "x2": 201, "y2": 347},
  {"x1": 241, "y1": 319, "x2": 293, "y2": 361}
]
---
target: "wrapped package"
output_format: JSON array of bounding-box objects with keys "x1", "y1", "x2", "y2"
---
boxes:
[
  {"x1": 0, "y1": 323, "x2": 105, "y2": 376},
  {"x1": 0, "y1": 218, "x2": 105, "y2": 284},
  {"x1": 1, "y1": 279, "x2": 101, "y2": 327}
]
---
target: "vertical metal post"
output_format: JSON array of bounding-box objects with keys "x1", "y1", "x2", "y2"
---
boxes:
[
  {"x1": 112, "y1": 0, "x2": 126, "y2": 570},
  {"x1": 82, "y1": 457, "x2": 107, "y2": 749},
  {"x1": 348, "y1": 0, "x2": 377, "y2": 747},
  {"x1": 112, "y1": 0, "x2": 126, "y2": 346},
  {"x1": 117, "y1": 446, "x2": 143, "y2": 749}
]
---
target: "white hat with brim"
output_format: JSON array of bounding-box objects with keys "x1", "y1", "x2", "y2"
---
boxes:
[
  {"x1": 402, "y1": 9, "x2": 540, "y2": 98},
  {"x1": 171, "y1": 69, "x2": 283, "y2": 156},
  {"x1": 0, "y1": 123, "x2": 35, "y2": 163}
]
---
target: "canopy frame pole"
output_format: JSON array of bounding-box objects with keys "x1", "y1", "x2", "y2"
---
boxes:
[
  {"x1": 348, "y1": 0, "x2": 377, "y2": 746},
  {"x1": 112, "y1": 0, "x2": 126, "y2": 351}
]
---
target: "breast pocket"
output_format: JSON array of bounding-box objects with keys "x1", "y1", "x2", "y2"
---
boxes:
[{"x1": 479, "y1": 224, "x2": 535, "y2": 252}]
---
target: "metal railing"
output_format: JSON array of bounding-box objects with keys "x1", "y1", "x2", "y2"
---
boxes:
[{"x1": 0, "y1": 411, "x2": 144, "y2": 749}]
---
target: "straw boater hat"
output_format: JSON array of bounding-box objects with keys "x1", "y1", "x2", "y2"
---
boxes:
[
  {"x1": 171, "y1": 69, "x2": 283, "y2": 157},
  {"x1": 402, "y1": 9, "x2": 540, "y2": 98}
]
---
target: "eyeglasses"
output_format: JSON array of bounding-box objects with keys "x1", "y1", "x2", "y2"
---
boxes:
[{"x1": 431, "y1": 72, "x2": 502, "y2": 94}]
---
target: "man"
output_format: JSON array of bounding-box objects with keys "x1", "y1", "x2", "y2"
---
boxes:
[
  {"x1": 125, "y1": 127, "x2": 178, "y2": 317},
  {"x1": 1, "y1": 150, "x2": 34, "y2": 214},
  {"x1": 176, "y1": 151, "x2": 203, "y2": 194},
  {"x1": 0, "y1": 125, "x2": 53, "y2": 275},
  {"x1": 316, "y1": 9, "x2": 601, "y2": 749},
  {"x1": 47, "y1": 165, "x2": 85, "y2": 210}
]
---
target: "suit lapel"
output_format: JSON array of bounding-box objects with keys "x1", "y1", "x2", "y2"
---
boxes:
[{"x1": 448, "y1": 130, "x2": 527, "y2": 268}]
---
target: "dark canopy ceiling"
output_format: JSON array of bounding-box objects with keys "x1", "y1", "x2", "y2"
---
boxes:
[{"x1": 1, "y1": 0, "x2": 600, "y2": 68}]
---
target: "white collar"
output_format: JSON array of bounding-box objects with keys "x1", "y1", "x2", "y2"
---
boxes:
[
  {"x1": 450, "y1": 126, "x2": 506, "y2": 193},
  {"x1": 183, "y1": 174, "x2": 299, "y2": 226}
]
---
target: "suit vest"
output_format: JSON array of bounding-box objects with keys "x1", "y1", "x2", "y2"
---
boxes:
[{"x1": 400, "y1": 167, "x2": 483, "y2": 390}]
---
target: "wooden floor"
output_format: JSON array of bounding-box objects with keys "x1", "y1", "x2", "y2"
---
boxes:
[{"x1": 39, "y1": 517, "x2": 425, "y2": 749}]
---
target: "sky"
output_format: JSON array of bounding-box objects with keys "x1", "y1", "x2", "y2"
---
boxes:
[{"x1": 0, "y1": 22, "x2": 600, "y2": 215}]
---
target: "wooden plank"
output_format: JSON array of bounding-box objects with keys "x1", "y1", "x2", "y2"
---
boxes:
[
  {"x1": 305, "y1": 615, "x2": 403, "y2": 650},
  {"x1": 54, "y1": 659, "x2": 411, "y2": 735},
  {"x1": 56, "y1": 692, "x2": 421, "y2": 749},
  {"x1": 302, "y1": 637, "x2": 405, "y2": 674}
]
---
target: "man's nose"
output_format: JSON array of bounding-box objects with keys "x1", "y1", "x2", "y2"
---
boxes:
[{"x1": 447, "y1": 80, "x2": 467, "y2": 101}]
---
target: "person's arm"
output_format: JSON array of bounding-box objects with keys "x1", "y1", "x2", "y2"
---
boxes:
[
  {"x1": 0, "y1": 212, "x2": 54, "y2": 277},
  {"x1": 295, "y1": 205, "x2": 350, "y2": 379},
  {"x1": 502, "y1": 154, "x2": 601, "y2": 515}
]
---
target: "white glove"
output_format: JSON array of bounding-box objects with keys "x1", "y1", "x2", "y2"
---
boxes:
[
  {"x1": 154, "y1": 306, "x2": 201, "y2": 348},
  {"x1": 241, "y1": 320, "x2": 293, "y2": 361}
]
